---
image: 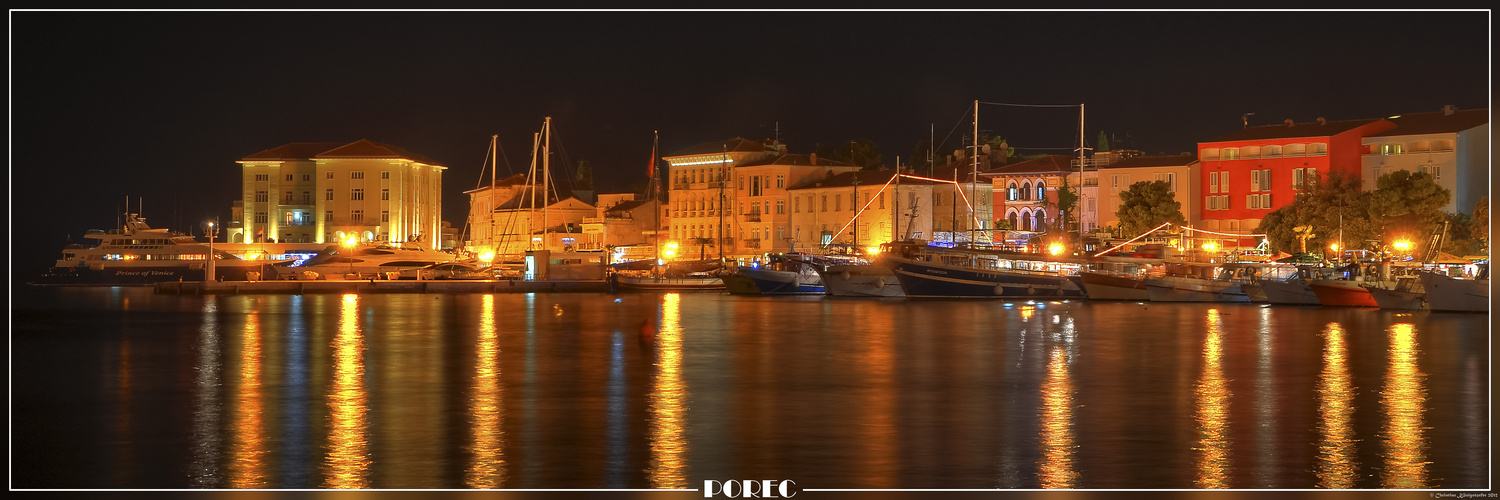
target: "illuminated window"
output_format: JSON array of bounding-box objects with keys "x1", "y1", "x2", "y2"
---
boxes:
[
  {"x1": 1036, "y1": 182, "x2": 1045, "y2": 201},
  {"x1": 351, "y1": 171, "x2": 365, "y2": 179}
]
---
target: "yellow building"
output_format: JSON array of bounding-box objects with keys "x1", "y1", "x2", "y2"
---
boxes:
[
  {"x1": 234, "y1": 140, "x2": 445, "y2": 249},
  {"x1": 1095, "y1": 155, "x2": 1200, "y2": 230},
  {"x1": 787, "y1": 170, "x2": 942, "y2": 252}
]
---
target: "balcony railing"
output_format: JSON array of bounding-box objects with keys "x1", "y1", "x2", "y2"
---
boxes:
[
  {"x1": 742, "y1": 239, "x2": 761, "y2": 249},
  {"x1": 743, "y1": 212, "x2": 762, "y2": 222}
]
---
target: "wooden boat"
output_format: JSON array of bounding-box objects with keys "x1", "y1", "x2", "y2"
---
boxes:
[{"x1": 885, "y1": 240, "x2": 1086, "y2": 299}]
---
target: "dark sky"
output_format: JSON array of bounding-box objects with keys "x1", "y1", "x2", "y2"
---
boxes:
[{"x1": 10, "y1": 10, "x2": 1490, "y2": 278}]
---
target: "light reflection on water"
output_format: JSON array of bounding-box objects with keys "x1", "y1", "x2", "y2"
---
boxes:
[
  {"x1": 466, "y1": 294, "x2": 507, "y2": 488},
  {"x1": 1193, "y1": 308, "x2": 1231, "y2": 489},
  {"x1": 229, "y1": 311, "x2": 266, "y2": 487},
  {"x1": 1381, "y1": 323, "x2": 1428, "y2": 488},
  {"x1": 323, "y1": 293, "x2": 370, "y2": 488},
  {"x1": 1316, "y1": 322, "x2": 1357, "y2": 488},
  {"x1": 9, "y1": 289, "x2": 1490, "y2": 489},
  {"x1": 647, "y1": 293, "x2": 689, "y2": 488}
]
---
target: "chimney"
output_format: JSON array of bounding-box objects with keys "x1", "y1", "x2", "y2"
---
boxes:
[
  {"x1": 1285, "y1": 119, "x2": 1295, "y2": 127},
  {"x1": 1316, "y1": 117, "x2": 1326, "y2": 125},
  {"x1": 1444, "y1": 104, "x2": 1457, "y2": 115}
]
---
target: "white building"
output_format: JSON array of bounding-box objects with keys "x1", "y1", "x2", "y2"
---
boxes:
[{"x1": 1362, "y1": 106, "x2": 1489, "y2": 214}]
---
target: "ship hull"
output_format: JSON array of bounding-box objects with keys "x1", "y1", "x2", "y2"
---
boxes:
[
  {"x1": 1308, "y1": 279, "x2": 1379, "y2": 307},
  {"x1": 1257, "y1": 279, "x2": 1321, "y2": 305},
  {"x1": 891, "y1": 260, "x2": 1084, "y2": 299},
  {"x1": 1419, "y1": 273, "x2": 1488, "y2": 312},
  {"x1": 1143, "y1": 277, "x2": 1250, "y2": 303},
  {"x1": 1078, "y1": 271, "x2": 1149, "y2": 301},
  {"x1": 817, "y1": 264, "x2": 905, "y2": 297}
]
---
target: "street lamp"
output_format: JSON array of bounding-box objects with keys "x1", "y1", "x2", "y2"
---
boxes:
[
  {"x1": 343, "y1": 236, "x2": 358, "y2": 278},
  {"x1": 205, "y1": 221, "x2": 216, "y2": 282}
]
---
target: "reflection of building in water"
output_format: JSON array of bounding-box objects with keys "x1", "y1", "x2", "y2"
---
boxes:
[
  {"x1": 1382, "y1": 323, "x2": 1428, "y2": 488},
  {"x1": 467, "y1": 294, "x2": 508, "y2": 488},
  {"x1": 1194, "y1": 309, "x2": 1231, "y2": 489},
  {"x1": 1316, "y1": 322, "x2": 1357, "y2": 488},
  {"x1": 189, "y1": 298, "x2": 224, "y2": 488},
  {"x1": 647, "y1": 293, "x2": 689, "y2": 488},
  {"x1": 230, "y1": 312, "x2": 267, "y2": 487},
  {"x1": 1038, "y1": 345, "x2": 1077, "y2": 488},
  {"x1": 323, "y1": 294, "x2": 371, "y2": 488}
]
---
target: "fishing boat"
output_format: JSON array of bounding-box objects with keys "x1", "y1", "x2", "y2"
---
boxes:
[
  {"x1": 34, "y1": 211, "x2": 299, "y2": 285},
  {"x1": 1143, "y1": 262, "x2": 1253, "y2": 303},
  {"x1": 738, "y1": 253, "x2": 826, "y2": 295},
  {"x1": 1078, "y1": 256, "x2": 1163, "y2": 301},
  {"x1": 617, "y1": 274, "x2": 726, "y2": 291},
  {"x1": 1256, "y1": 265, "x2": 1330, "y2": 305},
  {"x1": 1365, "y1": 276, "x2": 1428, "y2": 311},
  {"x1": 1419, "y1": 268, "x2": 1489, "y2": 312},
  {"x1": 721, "y1": 271, "x2": 762, "y2": 295},
  {"x1": 885, "y1": 240, "x2": 1086, "y2": 299},
  {"x1": 814, "y1": 251, "x2": 905, "y2": 298}
]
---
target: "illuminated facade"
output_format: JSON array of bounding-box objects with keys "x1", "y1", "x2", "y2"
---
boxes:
[
  {"x1": 983, "y1": 155, "x2": 1088, "y2": 236},
  {"x1": 1361, "y1": 106, "x2": 1489, "y2": 215},
  {"x1": 582, "y1": 193, "x2": 665, "y2": 261},
  {"x1": 1197, "y1": 118, "x2": 1394, "y2": 238},
  {"x1": 661, "y1": 138, "x2": 859, "y2": 259},
  {"x1": 786, "y1": 170, "x2": 940, "y2": 252},
  {"x1": 234, "y1": 140, "x2": 446, "y2": 249},
  {"x1": 1094, "y1": 155, "x2": 1201, "y2": 229},
  {"x1": 463, "y1": 173, "x2": 531, "y2": 256}
]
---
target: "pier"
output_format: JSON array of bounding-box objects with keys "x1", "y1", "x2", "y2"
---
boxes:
[{"x1": 154, "y1": 279, "x2": 609, "y2": 295}]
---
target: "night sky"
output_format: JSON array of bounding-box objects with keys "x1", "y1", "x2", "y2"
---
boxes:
[{"x1": 10, "y1": 9, "x2": 1490, "y2": 281}]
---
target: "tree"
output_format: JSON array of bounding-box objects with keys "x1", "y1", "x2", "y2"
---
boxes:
[
  {"x1": 1115, "y1": 180, "x2": 1186, "y2": 236},
  {"x1": 1096, "y1": 131, "x2": 1110, "y2": 153},
  {"x1": 1255, "y1": 170, "x2": 1376, "y2": 255},
  {"x1": 1470, "y1": 195, "x2": 1488, "y2": 250},
  {"x1": 985, "y1": 136, "x2": 1015, "y2": 165},
  {"x1": 1369, "y1": 170, "x2": 1451, "y2": 257},
  {"x1": 574, "y1": 160, "x2": 594, "y2": 190},
  {"x1": 1053, "y1": 176, "x2": 1079, "y2": 231},
  {"x1": 816, "y1": 139, "x2": 882, "y2": 170}
]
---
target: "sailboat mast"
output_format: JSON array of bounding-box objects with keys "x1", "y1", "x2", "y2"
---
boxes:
[
  {"x1": 1078, "y1": 103, "x2": 1086, "y2": 243},
  {"x1": 490, "y1": 134, "x2": 498, "y2": 252},
  {"x1": 972, "y1": 99, "x2": 979, "y2": 245},
  {"x1": 543, "y1": 116, "x2": 551, "y2": 252},
  {"x1": 652, "y1": 130, "x2": 661, "y2": 264}
]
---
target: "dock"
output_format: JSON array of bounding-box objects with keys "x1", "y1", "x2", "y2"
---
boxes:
[{"x1": 155, "y1": 279, "x2": 610, "y2": 295}]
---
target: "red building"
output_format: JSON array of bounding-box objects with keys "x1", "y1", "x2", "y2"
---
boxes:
[{"x1": 1196, "y1": 117, "x2": 1394, "y2": 246}]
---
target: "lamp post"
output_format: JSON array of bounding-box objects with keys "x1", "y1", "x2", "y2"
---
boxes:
[
  {"x1": 343, "y1": 236, "x2": 358, "y2": 278},
  {"x1": 205, "y1": 222, "x2": 216, "y2": 282}
]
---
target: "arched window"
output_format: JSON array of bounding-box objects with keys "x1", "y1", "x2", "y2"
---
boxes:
[
  {"x1": 1021, "y1": 182, "x2": 1032, "y2": 201},
  {"x1": 1007, "y1": 182, "x2": 1018, "y2": 201},
  {"x1": 1035, "y1": 181, "x2": 1046, "y2": 201},
  {"x1": 1035, "y1": 209, "x2": 1048, "y2": 232},
  {"x1": 1020, "y1": 209, "x2": 1032, "y2": 231},
  {"x1": 1008, "y1": 210, "x2": 1018, "y2": 230}
]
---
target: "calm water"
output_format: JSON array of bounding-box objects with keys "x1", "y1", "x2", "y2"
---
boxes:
[{"x1": 11, "y1": 287, "x2": 1490, "y2": 490}]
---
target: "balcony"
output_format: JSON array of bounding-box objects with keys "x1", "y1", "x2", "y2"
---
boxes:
[
  {"x1": 743, "y1": 212, "x2": 762, "y2": 222},
  {"x1": 742, "y1": 239, "x2": 761, "y2": 249}
]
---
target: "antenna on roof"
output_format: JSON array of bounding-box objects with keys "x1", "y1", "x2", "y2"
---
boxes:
[{"x1": 1241, "y1": 112, "x2": 1255, "y2": 129}]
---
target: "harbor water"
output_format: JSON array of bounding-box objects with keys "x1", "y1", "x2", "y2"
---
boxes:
[{"x1": 11, "y1": 287, "x2": 1490, "y2": 490}]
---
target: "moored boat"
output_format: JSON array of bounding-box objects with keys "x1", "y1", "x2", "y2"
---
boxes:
[
  {"x1": 34, "y1": 212, "x2": 300, "y2": 285},
  {"x1": 1365, "y1": 276, "x2": 1428, "y2": 311},
  {"x1": 1308, "y1": 278, "x2": 1385, "y2": 307},
  {"x1": 738, "y1": 254, "x2": 825, "y2": 295},
  {"x1": 817, "y1": 261, "x2": 904, "y2": 297},
  {"x1": 1419, "y1": 269, "x2": 1489, "y2": 312},
  {"x1": 885, "y1": 240, "x2": 1086, "y2": 299},
  {"x1": 1142, "y1": 262, "x2": 1255, "y2": 303},
  {"x1": 1078, "y1": 255, "x2": 1162, "y2": 301},
  {"x1": 617, "y1": 274, "x2": 726, "y2": 291}
]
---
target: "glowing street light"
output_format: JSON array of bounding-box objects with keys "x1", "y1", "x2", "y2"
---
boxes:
[
  {"x1": 1202, "y1": 241, "x2": 1219, "y2": 252},
  {"x1": 1392, "y1": 239, "x2": 1411, "y2": 252},
  {"x1": 342, "y1": 236, "x2": 358, "y2": 277},
  {"x1": 1047, "y1": 243, "x2": 1065, "y2": 256},
  {"x1": 205, "y1": 221, "x2": 216, "y2": 282}
]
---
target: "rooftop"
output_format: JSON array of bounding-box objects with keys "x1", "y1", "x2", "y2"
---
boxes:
[
  {"x1": 1368, "y1": 107, "x2": 1489, "y2": 137},
  {"x1": 665, "y1": 137, "x2": 778, "y2": 157},
  {"x1": 1202, "y1": 118, "x2": 1385, "y2": 143}
]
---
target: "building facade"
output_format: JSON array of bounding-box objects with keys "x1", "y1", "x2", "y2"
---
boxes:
[
  {"x1": 662, "y1": 138, "x2": 860, "y2": 260},
  {"x1": 582, "y1": 193, "x2": 665, "y2": 262},
  {"x1": 786, "y1": 170, "x2": 942, "y2": 253},
  {"x1": 1094, "y1": 155, "x2": 1201, "y2": 230},
  {"x1": 1362, "y1": 106, "x2": 1489, "y2": 215},
  {"x1": 234, "y1": 140, "x2": 446, "y2": 249},
  {"x1": 983, "y1": 155, "x2": 1085, "y2": 238},
  {"x1": 1196, "y1": 118, "x2": 1395, "y2": 238}
]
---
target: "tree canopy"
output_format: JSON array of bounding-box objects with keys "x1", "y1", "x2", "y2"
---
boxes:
[
  {"x1": 1255, "y1": 170, "x2": 1376, "y2": 254},
  {"x1": 1472, "y1": 195, "x2": 1489, "y2": 250},
  {"x1": 1368, "y1": 170, "x2": 1451, "y2": 257},
  {"x1": 1115, "y1": 180, "x2": 1186, "y2": 236},
  {"x1": 1096, "y1": 131, "x2": 1110, "y2": 153},
  {"x1": 816, "y1": 139, "x2": 883, "y2": 170}
]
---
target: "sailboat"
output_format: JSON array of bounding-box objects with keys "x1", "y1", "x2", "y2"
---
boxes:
[{"x1": 616, "y1": 131, "x2": 726, "y2": 292}]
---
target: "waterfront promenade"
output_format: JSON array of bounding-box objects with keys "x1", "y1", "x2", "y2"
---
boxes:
[{"x1": 154, "y1": 279, "x2": 609, "y2": 295}]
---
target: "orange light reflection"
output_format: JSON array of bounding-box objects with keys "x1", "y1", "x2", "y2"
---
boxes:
[
  {"x1": 466, "y1": 294, "x2": 507, "y2": 488},
  {"x1": 1194, "y1": 308, "x2": 1231, "y2": 488},
  {"x1": 229, "y1": 311, "x2": 267, "y2": 487},
  {"x1": 1381, "y1": 323, "x2": 1428, "y2": 488},
  {"x1": 323, "y1": 294, "x2": 371, "y2": 488},
  {"x1": 1315, "y1": 322, "x2": 1357, "y2": 488},
  {"x1": 647, "y1": 293, "x2": 689, "y2": 488},
  {"x1": 1037, "y1": 346, "x2": 1077, "y2": 488}
]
